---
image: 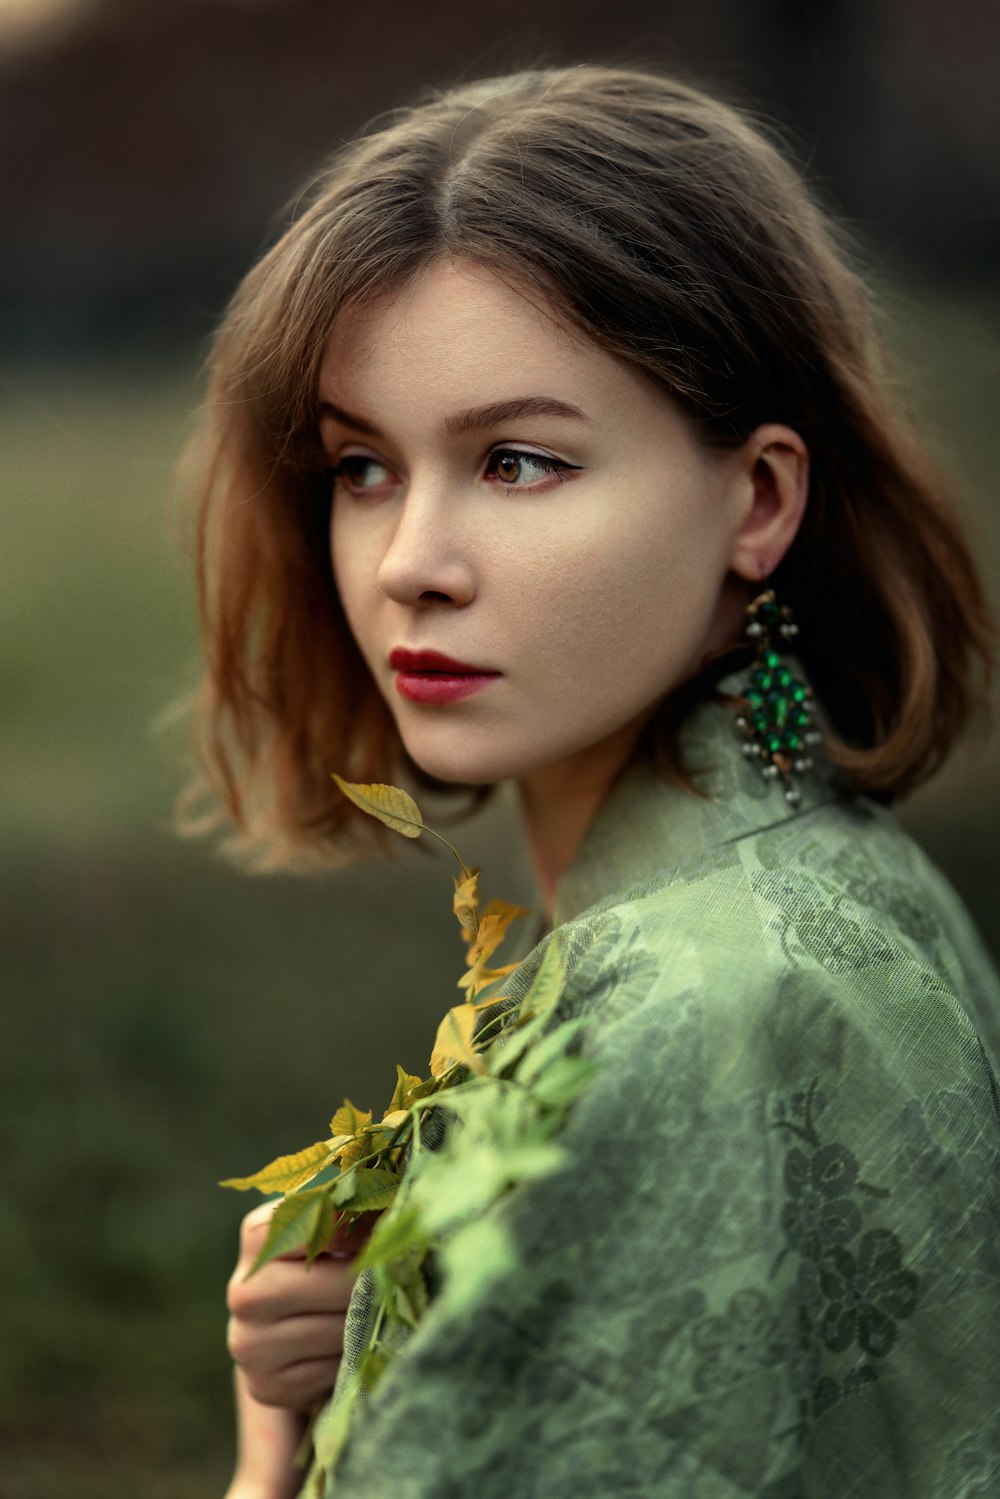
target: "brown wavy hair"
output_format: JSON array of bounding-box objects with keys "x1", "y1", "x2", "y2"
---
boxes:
[{"x1": 177, "y1": 64, "x2": 996, "y2": 868}]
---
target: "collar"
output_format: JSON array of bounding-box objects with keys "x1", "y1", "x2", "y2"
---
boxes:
[{"x1": 553, "y1": 660, "x2": 853, "y2": 927}]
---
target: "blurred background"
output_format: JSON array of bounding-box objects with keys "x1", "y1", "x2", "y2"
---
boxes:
[{"x1": 2, "y1": 1, "x2": 998, "y2": 1493}]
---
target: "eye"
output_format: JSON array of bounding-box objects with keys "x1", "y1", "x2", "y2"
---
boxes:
[
  {"x1": 485, "y1": 448, "x2": 580, "y2": 489},
  {"x1": 330, "y1": 456, "x2": 394, "y2": 496}
]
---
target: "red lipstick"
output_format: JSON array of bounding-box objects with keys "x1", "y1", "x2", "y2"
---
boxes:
[{"x1": 389, "y1": 648, "x2": 501, "y2": 705}]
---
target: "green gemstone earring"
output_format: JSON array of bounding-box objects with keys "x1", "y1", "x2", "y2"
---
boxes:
[{"x1": 734, "y1": 588, "x2": 822, "y2": 807}]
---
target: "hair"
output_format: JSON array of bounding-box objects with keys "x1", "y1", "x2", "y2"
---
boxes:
[{"x1": 177, "y1": 63, "x2": 997, "y2": 868}]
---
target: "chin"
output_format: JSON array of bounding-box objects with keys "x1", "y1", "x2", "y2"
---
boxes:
[
  {"x1": 405, "y1": 749, "x2": 508, "y2": 788},
  {"x1": 399, "y1": 728, "x2": 527, "y2": 788}
]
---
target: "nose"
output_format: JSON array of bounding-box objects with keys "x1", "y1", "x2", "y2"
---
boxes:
[{"x1": 376, "y1": 481, "x2": 476, "y2": 608}]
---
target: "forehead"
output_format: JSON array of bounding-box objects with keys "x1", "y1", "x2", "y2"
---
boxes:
[{"x1": 318, "y1": 256, "x2": 628, "y2": 414}]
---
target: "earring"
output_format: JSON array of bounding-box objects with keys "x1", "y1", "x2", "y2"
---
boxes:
[{"x1": 734, "y1": 588, "x2": 822, "y2": 807}]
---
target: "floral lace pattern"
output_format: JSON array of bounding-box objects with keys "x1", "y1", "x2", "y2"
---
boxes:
[
  {"x1": 308, "y1": 694, "x2": 1000, "y2": 1499},
  {"x1": 780, "y1": 1141, "x2": 862, "y2": 1260},
  {"x1": 690, "y1": 1289, "x2": 782, "y2": 1394}
]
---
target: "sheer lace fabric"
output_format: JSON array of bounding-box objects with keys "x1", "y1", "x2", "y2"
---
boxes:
[{"x1": 305, "y1": 667, "x2": 1000, "y2": 1498}]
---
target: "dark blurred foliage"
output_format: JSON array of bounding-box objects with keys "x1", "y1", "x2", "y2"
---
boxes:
[{"x1": 2, "y1": 0, "x2": 1000, "y2": 355}]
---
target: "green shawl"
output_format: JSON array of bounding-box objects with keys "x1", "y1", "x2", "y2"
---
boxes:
[{"x1": 306, "y1": 666, "x2": 1000, "y2": 1497}]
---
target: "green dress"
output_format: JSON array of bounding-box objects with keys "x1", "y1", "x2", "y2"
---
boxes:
[{"x1": 307, "y1": 665, "x2": 1000, "y2": 1498}]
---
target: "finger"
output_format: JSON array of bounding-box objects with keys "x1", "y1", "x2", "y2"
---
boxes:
[
  {"x1": 228, "y1": 1255, "x2": 357, "y2": 1322},
  {"x1": 235, "y1": 1199, "x2": 284, "y2": 1268},
  {"x1": 228, "y1": 1311, "x2": 347, "y2": 1372},
  {"x1": 242, "y1": 1355, "x2": 343, "y2": 1412}
]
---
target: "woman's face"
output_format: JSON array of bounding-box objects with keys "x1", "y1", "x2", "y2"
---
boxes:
[{"x1": 321, "y1": 257, "x2": 751, "y2": 788}]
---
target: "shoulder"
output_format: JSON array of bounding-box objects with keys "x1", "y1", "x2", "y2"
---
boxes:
[{"x1": 544, "y1": 793, "x2": 1000, "y2": 1098}]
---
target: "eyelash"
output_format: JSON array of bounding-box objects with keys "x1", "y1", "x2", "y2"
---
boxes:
[
  {"x1": 330, "y1": 447, "x2": 581, "y2": 496},
  {"x1": 484, "y1": 448, "x2": 579, "y2": 487}
]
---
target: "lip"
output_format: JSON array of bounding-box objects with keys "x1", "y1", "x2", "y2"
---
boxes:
[
  {"x1": 388, "y1": 647, "x2": 502, "y2": 706},
  {"x1": 389, "y1": 649, "x2": 495, "y2": 674}
]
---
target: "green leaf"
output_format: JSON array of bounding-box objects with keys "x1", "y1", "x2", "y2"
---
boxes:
[
  {"x1": 437, "y1": 1215, "x2": 519, "y2": 1316},
  {"x1": 392, "y1": 1283, "x2": 421, "y2": 1328},
  {"x1": 409, "y1": 1073, "x2": 448, "y2": 1102},
  {"x1": 528, "y1": 1055, "x2": 600, "y2": 1112},
  {"x1": 248, "y1": 1189, "x2": 334, "y2": 1275},
  {"x1": 518, "y1": 936, "x2": 566, "y2": 1021},
  {"x1": 219, "y1": 1140, "x2": 338, "y2": 1195},
  {"x1": 332, "y1": 1165, "x2": 401, "y2": 1212},
  {"x1": 396, "y1": 1246, "x2": 431, "y2": 1322},
  {"x1": 311, "y1": 1369, "x2": 362, "y2": 1478},
  {"x1": 486, "y1": 1007, "x2": 550, "y2": 1076},
  {"x1": 415, "y1": 1139, "x2": 564, "y2": 1237},
  {"x1": 514, "y1": 1016, "x2": 588, "y2": 1086},
  {"x1": 357, "y1": 1345, "x2": 391, "y2": 1392},
  {"x1": 409, "y1": 1075, "x2": 493, "y2": 1125},
  {"x1": 353, "y1": 1202, "x2": 426, "y2": 1275},
  {"x1": 332, "y1": 775, "x2": 425, "y2": 839}
]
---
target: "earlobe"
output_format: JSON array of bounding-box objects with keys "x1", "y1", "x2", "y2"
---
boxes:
[{"x1": 728, "y1": 424, "x2": 809, "y2": 582}]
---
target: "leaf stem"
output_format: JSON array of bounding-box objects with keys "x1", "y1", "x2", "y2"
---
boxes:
[
  {"x1": 332, "y1": 1132, "x2": 408, "y2": 1180},
  {"x1": 368, "y1": 1295, "x2": 389, "y2": 1353},
  {"x1": 469, "y1": 1004, "x2": 521, "y2": 1048},
  {"x1": 420, "y1": 825, "x2": 473, "y2": 881}
]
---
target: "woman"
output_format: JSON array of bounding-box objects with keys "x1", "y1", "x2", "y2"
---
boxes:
[{"x1": 183, "y1": 66, "x2": 1000, "y2": 1498}]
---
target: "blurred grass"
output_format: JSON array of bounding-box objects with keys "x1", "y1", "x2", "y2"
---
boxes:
[
  {"x1": 0, "y1": 359, "x2": 535, "y2": 1495},
  {"x1": 2, "y1": 281, "x2": 999, "y2": 1495}
]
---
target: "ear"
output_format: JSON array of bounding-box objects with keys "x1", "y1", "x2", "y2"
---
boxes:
[{"x1": 727, "y1": 424, "x2": 809, "y2": 582}]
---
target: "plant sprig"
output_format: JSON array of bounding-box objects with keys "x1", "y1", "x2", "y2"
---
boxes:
[{"x1": 221, "y1": 777, "x2": 597, "y2": 1489}]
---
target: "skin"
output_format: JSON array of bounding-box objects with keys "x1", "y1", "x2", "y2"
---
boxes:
[
  {"x1": 225, "y1": 255, "x2": 808, "y2": 1498},
  {"x1": 225, "y1": 1200, "x2": 374, "y2": 1499},
  {"x1": 324, "y1": 256, "x2": 808, "y2": 907}
]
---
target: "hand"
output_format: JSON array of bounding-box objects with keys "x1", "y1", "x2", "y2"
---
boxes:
[
  {"x1": 227, "y1": 1198, "x2": 374, "y2": 1409},
  {"x1": 223, "y1": 1199, "x2": 375, "y2": 1499}
]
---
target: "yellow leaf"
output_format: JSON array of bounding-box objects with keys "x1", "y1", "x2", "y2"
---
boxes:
[
  {"x1": 380, "y1": 1109, "x2": 409, "y2": 1129},
  {"x1": 465, "y1": 912, "x2": 501, "y2": 965},
  {"x1": 458, "y1": 958, "x2": 521, "y2": 1000},
  {"x1": 220, "y1": 1140, "x2": 335, "y2": 1195},
  {"x1": 429, "y1": 1004, "x2": 486, "y2": 1077},
  {"x1": 332, "y1": 775, "x2": 425, "y2": 839},
  {"x1": 387, "y1": 1064, "x2": 423, "y2": 1114},
  {"x1": 329, "y1": 1099, "x2": 372, "y2": 1138},
  {"x1": 337, "y1": 1129, "x2": 379, "y2": 1172},
  {"x1": 452, "y1": 868, "x2": 481, "y2": 935},
  {"x1": 465, "y1": 899, "x2": 531, "y2": 965},
  {"x1": 457, "y1": 897, "x2": 530, "y2": 997}
]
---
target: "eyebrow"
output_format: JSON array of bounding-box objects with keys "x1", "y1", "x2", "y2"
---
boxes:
[{"x1": 316, "y1": 394, "x2": 591, "y2": 438}]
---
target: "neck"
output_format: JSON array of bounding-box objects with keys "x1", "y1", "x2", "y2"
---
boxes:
[{"x1": 517, "y1": 720, "x2": 647, "y2": 921}]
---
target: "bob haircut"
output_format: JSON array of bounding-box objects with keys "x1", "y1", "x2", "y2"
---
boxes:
[{"x1": 179, "y1": 64, "x2": 996, "y2": 868}]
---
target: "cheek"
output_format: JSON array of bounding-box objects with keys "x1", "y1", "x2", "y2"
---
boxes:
[
  {"x1": 330, "y1": 511, "x2": 375, "y2": 635},
  {"x1": 329, "y1": 503, "x2": 354, "y2": 589},
  {"x1": 507, "y1": 501, "x2": 720, "y2": 668}
]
